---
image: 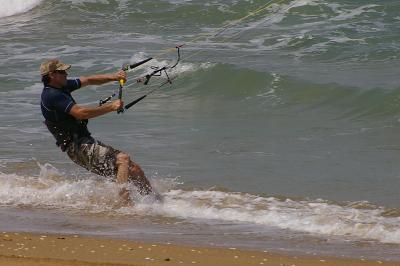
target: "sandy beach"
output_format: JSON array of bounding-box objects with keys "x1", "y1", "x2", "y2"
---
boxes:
[{"x1": 0, "y1": 232, "x2": 397, "y2": 266}]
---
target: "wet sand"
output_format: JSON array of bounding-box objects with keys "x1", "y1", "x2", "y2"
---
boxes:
[{"x1": 0, "y1": 232, "x2": 397, "y2": 266}]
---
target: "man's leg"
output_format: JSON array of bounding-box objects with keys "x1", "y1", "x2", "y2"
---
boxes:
[
  {"x1": 116, "y1": 152, "x2": 130, "y2": 202},
  {"x1": 128, "y1": 161, "x2": 152, "y2": 194},
  {"x1": 116, "y1": 152, "x2": 152, "y2": 198}
]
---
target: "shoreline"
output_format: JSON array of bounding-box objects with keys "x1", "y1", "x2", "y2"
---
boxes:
[{"x1": 0, "y1": 231, "x2": 398, "y2": 266}]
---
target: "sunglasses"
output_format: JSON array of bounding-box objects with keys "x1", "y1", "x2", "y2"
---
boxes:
[{"x1": 54, "y1": 70, "x2": 67, "y2": 75}]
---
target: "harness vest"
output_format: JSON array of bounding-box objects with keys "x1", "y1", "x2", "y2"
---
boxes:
[{"x1": 41, "y1": 83, "x2": 91, "y2": 151}]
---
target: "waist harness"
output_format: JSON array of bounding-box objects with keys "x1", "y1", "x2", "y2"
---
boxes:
[{"x1": 44, "y1": 118, "x2": 91, "y2": 152}]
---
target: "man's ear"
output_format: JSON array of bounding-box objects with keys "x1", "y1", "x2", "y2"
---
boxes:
[{"x1": 48, "y1": 72, "x2": 55, "y2": 79}]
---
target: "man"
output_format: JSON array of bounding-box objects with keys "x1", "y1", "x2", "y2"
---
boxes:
[{"x1": 40, "y1": 58, "x2": 153, "y2": 202}]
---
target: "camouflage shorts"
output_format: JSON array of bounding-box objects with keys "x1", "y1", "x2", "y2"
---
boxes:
[{"x1": 66, "y1": 137, "x2": 121, "y2": 177}]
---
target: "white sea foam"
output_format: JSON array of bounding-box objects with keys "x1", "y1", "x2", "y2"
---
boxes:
[
  {"x1": 0, "y1": 0, "x2": 42, "y2": 18},
  {"x1": 329, "y1": 4, "x2": 380, "y2": 21},
  {"x1": 1, "y1": 163, "x2": 399, "y2": 244},
  {"x1": 61, "y1": 0, "x2": 110, "y2": 4},
  {"x1": 248, "y1": 0, "x2": 320, "y2": 27},
  {"x1": 0, "y1": 164, "x2": 122, "y2": 210},
  {"x1": 197, "y1": 0, "x2": 322, "y2": 52},
  {"x1": 143, "y1": 190, "x2": 400, "y2": 244},
  {"x1": 213, "y1": 0, "x2": 379, "y2": 57}
]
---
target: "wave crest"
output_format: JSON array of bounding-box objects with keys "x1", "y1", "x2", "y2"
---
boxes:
[{"x1": 0, "y1": 0, "x2": 42, "y2": 18}]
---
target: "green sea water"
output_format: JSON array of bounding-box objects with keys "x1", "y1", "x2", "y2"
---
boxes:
[{"x1": 0, "y1": 0, "x2": 399, "y2": 261}]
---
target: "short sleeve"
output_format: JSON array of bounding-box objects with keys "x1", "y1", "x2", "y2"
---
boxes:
[{"x1": 65, "y1": 78, "x2": 81, "y2": 92}]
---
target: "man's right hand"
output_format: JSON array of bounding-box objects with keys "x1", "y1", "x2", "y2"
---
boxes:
[
  {"x1": 111, "y1": 99, "x2": 123, "y2": 112},
  {"x1": 70, "y1": 100, "x2": 124, "y2": 120}
]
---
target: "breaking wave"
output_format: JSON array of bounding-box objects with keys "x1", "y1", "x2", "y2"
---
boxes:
[
  {"x1": 0, "y1": 0, "x2": 42, "y2": 18},
  {"x1": 0, "y1": 163, "x2": 399, "y2": 245}
]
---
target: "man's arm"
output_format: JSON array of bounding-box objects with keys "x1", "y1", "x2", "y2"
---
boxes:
[
  {"x1": 69, "y1": 100, "x2": 122, "y2": 120},
  {"x1": 80, "y1": 70, "x2": 126, "y2": 87}
]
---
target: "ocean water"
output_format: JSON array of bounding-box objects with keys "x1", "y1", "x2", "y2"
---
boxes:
[{"x1": 0, "y1": 0, "x2": 400, "y2": 261}]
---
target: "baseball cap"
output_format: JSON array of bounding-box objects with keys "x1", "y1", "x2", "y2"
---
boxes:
[{"x1": 40, "y1": 59, "x2": 71, "y2": 76}]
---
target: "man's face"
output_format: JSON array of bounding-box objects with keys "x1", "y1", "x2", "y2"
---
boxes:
[{"x1": 49, "y1": 70, "x2": 68, "y2": 88}]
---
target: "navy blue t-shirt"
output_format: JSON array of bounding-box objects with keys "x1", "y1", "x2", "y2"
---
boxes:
[{"x1": 41, "y1": 79, "x2": 81, "y2": 122}]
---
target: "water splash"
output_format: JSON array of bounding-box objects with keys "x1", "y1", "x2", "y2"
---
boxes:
[{"x1": 0, "y1": 163, "x2": 399, "y2": 244}]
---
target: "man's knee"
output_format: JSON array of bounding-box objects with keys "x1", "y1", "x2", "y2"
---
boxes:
[
  {"x1": 129, "y1": 162, "x2": 144, "y2": 175},
  {"x1": 116, "y1": 152, "x2": 130, "y2": 166}
]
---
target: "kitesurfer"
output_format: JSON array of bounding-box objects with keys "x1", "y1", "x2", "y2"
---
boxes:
[{"x1": 39, "y1": 59, "x2": 153, "y2": 202}]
